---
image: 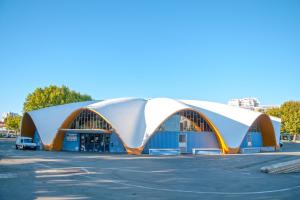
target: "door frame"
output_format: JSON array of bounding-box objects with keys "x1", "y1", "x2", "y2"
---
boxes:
[
  {"x1": 80, "y1": 133, "x2": 111, "y2": 152},
  {"x1": 178, "y1": 133, "x2": 187, "y2": 153}
]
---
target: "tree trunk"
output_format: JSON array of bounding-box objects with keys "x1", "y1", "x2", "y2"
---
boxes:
[{"x1": 293, "y1": 134, "x2": 297, "y2": 141}]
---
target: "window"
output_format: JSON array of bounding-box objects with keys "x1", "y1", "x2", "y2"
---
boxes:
[
  {"x1": 157, "y1": 110, "x2": 213, "y2": 132},
  {"x1": 69, "y1": 110, "x2": 112, "y2": 130},
  {"x1": 248, "y1": 121, "x2": 260, "y2": 132},
  {"x1": 179, "y1": 134, "x2": 186, "y2": 142}
]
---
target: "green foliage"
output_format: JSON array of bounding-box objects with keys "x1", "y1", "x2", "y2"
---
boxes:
[
  {"x1": 23, "y1": 85, "x2": 92, "y2": 112},
  {"x1": 280, "y1": 101, "x2": 300, "y2": 136},
  {"x1": 4, "y1": 115, "x2": 22, "y2": 132},
  {"x1": 266, "y1": 101, "x2": 300, "y2": 136},
  {"x1": 265, "y1": 107, "x2": 282, "y2": 118}
]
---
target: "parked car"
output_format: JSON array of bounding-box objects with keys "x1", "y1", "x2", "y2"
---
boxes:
[
  {"x1": 279, "y1": 141, "x2": 283, "y2": 147},
  {"x1": 5, "y1": 133, "x2": 17, "y2": 138},
  {"x1": 280, "y1": 133, "x2": 292, "y2": 141},
  {"x1": 15, "y1": 136, "x2": 37, "y2": 150}
]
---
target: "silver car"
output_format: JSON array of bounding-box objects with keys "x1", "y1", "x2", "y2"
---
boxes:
[{"x1": 15, "y1": 136, "x2": 37, "y2": 150}]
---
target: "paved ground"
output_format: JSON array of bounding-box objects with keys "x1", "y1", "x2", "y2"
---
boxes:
[{"x1": 0, "y1": 139, "x2": 300, "y2": 200}]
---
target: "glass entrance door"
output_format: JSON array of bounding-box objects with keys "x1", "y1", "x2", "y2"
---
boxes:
[
  {"x1": 94, "y1": 134, "x2": 101, "y2": 152},
  {"x1": 179, "y1": 133, "x2": 187, "y2": 153},
  {"x1": 80, "y1": 133, "x2": 110, "y2": 152}
]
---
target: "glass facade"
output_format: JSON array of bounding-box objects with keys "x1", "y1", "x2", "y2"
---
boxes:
[
  {"x1": 241, "y1": 120, "x2": 263, "y2": 149},
  {"x1": 143, "y1": 110, "x2": 219, "y2": 154},
  {"x1": 69, "y1": 109, "x2": 112, "y2": 130},
  {"x1": 64, "y1": 110, "x2": 125, "y2": 153},
  {"x1": 248, "y1": 120, "x2": 261, "y2": 132},
  {"x1": 158, "y1": 110, "x2": 213, "y2": 132}
]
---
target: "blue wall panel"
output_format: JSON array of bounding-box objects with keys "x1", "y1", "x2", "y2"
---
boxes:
[
  {"x1": 110, "y1": 132, "x2": 126, "y2": 153},
  {"x1": 63, "y1": 132, "x2": 80, "y2": 151},
  {"x1": 186, "y1": 132, "x2": 219, "y2": 153},
  {"x1": 161, "y1": 115, "x2": 180, "y2": 131},
  {"x1": 63, "y1": 132, "x2": 125, "y2": 153},
  {"x1": 142, "y1": 131, "x2": 179, "y2": 154},
  {"x1": 143, "y1": 131, "x2": 220, "y2": 154},
  {"x1": 33, "y1": 130, "x2": 43, "y2": 150},
  {"x1": 240, "y1": 132, "x2": 263, "y2": 148}
]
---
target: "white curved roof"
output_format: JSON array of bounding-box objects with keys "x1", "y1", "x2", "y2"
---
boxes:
[
  {"x1": 87, "y1": 98, "x2": 147, "y2": 148},
  {"x1": 181, "y1": 100, "x2": 264, "y2": 148},
  {"x1": 142, "y1": 98, "x2": 191, "y2": 147},
  {"x1": 270, "y1": 116, "x2": 281, "y2": 144},
  {"x1": 22, "y1": 98, "x2": 280, "y2": 150},
  {"x1": 26, "y1": 101, "x2": 96, "y2": 144}
]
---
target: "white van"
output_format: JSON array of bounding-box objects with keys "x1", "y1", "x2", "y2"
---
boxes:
[{"x1": 15, "y1": 136, "x2": 37, "y2": 150}]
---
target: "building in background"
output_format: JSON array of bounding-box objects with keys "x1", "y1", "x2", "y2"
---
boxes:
[
  {"x1": 228, "y1": 98, "x2": 260, "y2": 110},
  {"x1": 228, "y1": 98, "x2": 280, "y2": 112},
  {"x1": 0, "y1": 121, "x2": 5, "y2": 130}
]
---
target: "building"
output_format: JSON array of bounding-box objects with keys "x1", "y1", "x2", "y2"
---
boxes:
[
  {"x1": 228, "y1": 98, "x2": 260, "y2": 110},
  {"x1": 21, "y1": 98, "x2": 281, "y2": 155},
  {"x1": 228, "y1": 98, "x2": 280, "y2": 113},
  {"x1": 0, "y1": 121, "x2": 5, "y2": 131}
]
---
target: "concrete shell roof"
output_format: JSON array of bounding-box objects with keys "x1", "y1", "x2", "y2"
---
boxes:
[
  {"x1": 22, "y1": 98, "x2": 280, "y2": 150},
  {"x1": 87, "y1": 98, "x2": 147, "y2": 148},
  {"x1": 25, "y1": 101, "x2": 96, "y2": 145},
  {"x1": 181, "y1": 100, "x2": 280, "y2": 148}
]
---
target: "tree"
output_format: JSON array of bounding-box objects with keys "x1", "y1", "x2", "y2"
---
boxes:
[
  {"x1": 280, "y1": 101, "x2": 300, "y2": 141},
  {"x1": 23, "y1": 85, "x2": 92, "y2": 112},
  {"x1": 4, "y1": 115, "x2": 22, "y2": 132},
  {"x1": 265, "y1": 107, "x2": 282, "y2": 118},
  {"x1": 265, "y1": 101, "x2": 300, "y2": 141}
]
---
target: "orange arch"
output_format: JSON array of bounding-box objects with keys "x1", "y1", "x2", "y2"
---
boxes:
[
  {"x1": 50, "y1": 108, "x2": 82, "y2": 151},
  {"x1": 21, "y1": 113, "x2": 50, "y2": 149},
  {"x1": 21, "y1": 113, "x2": 37, "y2": 139},
  {"x1": 237, "y1": 114, "x2": 277, "y2": 152},
  {"x1": 253, "y1": 114, "x2": 276, "y2": 147},
  {"x1": 49, "y1": 108, "x2": 128, "y2": 153},
  {"x1": 139, "y1": 108, "x2": 229, "y2": 154}
]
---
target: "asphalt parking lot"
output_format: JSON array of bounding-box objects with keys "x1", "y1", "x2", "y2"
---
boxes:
[{"x1": 0, "y1": 139, "x2": 300, "y2": 200}]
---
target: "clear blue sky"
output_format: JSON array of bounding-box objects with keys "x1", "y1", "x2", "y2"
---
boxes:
[{"x1": 0, "y1": 0, "x2": 299, "y2": 115}]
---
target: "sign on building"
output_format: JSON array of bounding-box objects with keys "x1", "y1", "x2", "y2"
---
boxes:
[{"x1": 66, "y1": 133, "x2": 77, "y2": 142}]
